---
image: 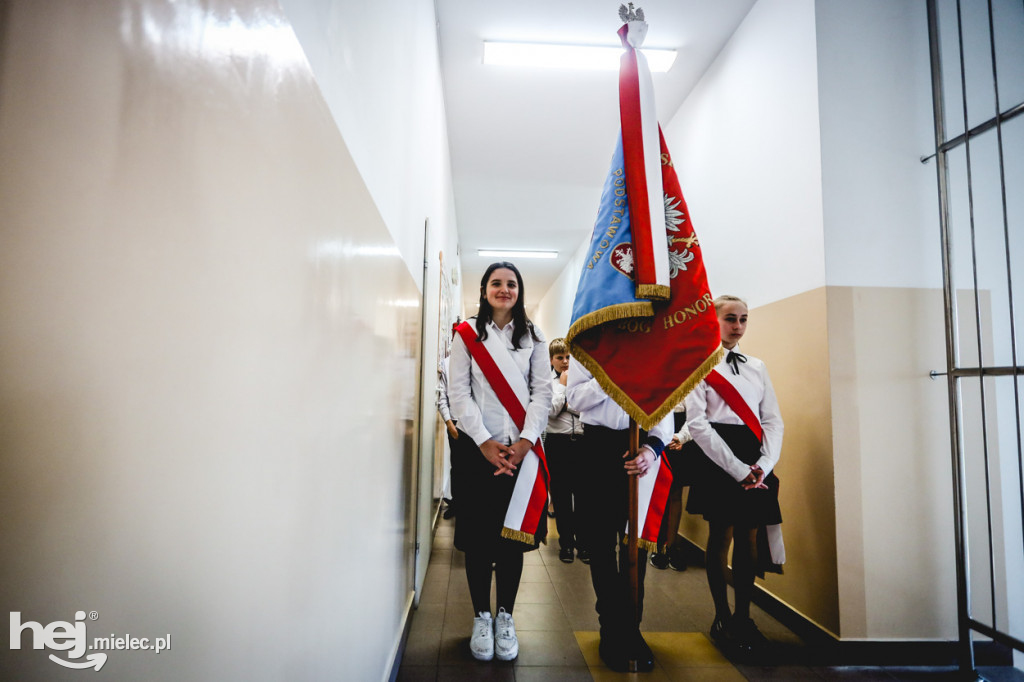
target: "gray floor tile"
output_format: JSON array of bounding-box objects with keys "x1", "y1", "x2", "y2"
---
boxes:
[
  {"x1": 396, "y1": 665, "x2": 437, "y2": 682},
  {"x1": 508, "y1": 602, "x2": 573, "y2": 631},
  {"x1": 515, "y1": 581, "x2": 560, "y2": 604},
  {"x1": 513, "y1": 630, "x2": 588, "y2": 667},
  {"x1": 436, "y1": 663, "x2": 516, "y2": 681},
  {"x1": 513, "y1": 666, "x2": 594, "y2": 682},
  {"x1": 520, "y1": 564, "x2": 552, "y2": 583}
]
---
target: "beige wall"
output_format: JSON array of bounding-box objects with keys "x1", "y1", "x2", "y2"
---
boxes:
[
  {"x1": 678, "y1": 286, "x2": 957, "y2": 639},
  {"x1": 0, "y1": 1, "x2": 423, "y2": 679},
  {"x1": 679, "y1": 288, "x2": 840, "y2": 634},
  {"x1": 827, "y1": 286, "x2": 956, "y2": 639}
]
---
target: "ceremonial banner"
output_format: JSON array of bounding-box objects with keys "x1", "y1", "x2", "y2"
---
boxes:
[{"x1": 566, "y1": 18, "x2": 722, "y2": 433}]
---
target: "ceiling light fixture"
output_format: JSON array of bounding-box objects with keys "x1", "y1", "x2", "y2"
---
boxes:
[
  {"x1": 483, "y1": 41, "x2": 676, "y2": 73},
  {"x1": 477, "y1": 249, "x2": 559, "y2": 260}
]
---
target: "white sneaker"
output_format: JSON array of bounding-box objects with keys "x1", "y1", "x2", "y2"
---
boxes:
[
  {"x1": 494, "y1": 608, "x2": 519, "y2": 661},
  {"x1": 470, "y1": 611, "x2": 494, "y2": 661}
]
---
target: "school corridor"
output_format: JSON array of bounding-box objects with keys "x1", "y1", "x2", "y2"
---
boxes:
[
  {"x1": 2, "y1": 0, "x2": 1023, "y2": 680},
  {"x1": 396, "y1": 517, "x2": 1022, "y2": 682}
]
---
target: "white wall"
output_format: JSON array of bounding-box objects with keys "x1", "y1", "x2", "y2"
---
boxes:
[
  {"x1": 0, "y1": 1, "x2": 435, "y2": 679},
  {"x1": 817, "y1": 1, "x2": 940, "y2": 289},
  {"x1": 279, "y1": 0, "x2": 460, "y2": 286},
  {"x1": 814, "y1": 0, "x2": 957, "y2": 641},
  {"x1": 279, "y1": 0, "x2": 462, "y2": 594},
  {"x1": 662, "y1": 0, "x2": 825, "y2": 309},
  {"x1": 534, "y1": 238, "x2": 589, "y2": 343}
]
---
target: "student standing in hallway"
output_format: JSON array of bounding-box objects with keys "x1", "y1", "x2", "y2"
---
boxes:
[
  {"x1": 437, "y1": 342, "x2": 460, "y2": 520},
  {"x1": 544, "y1": 337, "x2": 585, "y2": 564},
  {"x1": 685, "y1": 295, "x2": 784, "y2": 651},
  {"x1": 447, "y1": 262, "x2": 552, "y2": 663},
  {"x1": 567, "y1": 358, "x2": 674, "y2": 673}
]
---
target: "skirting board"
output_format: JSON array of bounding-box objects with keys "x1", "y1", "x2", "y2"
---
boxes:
[
  {"x1": 676, "y1": 536, "x2": 1012, "y2": 667},
  {"x1": 387, "y1": 498, "x2": 445, "y2": 682}
]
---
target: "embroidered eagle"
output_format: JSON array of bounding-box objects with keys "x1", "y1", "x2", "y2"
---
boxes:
[{"x1": 618, "y1": 3, "x2": 645, "y2": 23}]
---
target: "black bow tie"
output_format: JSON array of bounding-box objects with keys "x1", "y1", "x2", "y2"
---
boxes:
[{"x1": 726, "y1": 350, "x2": 747, "y2": 375}]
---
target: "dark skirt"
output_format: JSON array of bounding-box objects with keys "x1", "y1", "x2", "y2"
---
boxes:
[
  {"x1": 664, "y1": 439, "x2": 702, "y2": 489},
  {"x1": 452, "y1": 429, "x2": 546, "y2": 554},
  {"x1": 685, "y1": 423, "x2": 782, "y2": 527}
]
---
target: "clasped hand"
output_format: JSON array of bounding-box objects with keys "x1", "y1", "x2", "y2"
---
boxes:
[
  {"x1": 741, "y1": 465, "x2": 768, "y2": 490},
  {"x1": 480, "y1": 438, "x2": 534, "y2": 477}
]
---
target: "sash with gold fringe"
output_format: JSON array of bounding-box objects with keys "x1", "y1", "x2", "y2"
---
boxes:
[{"x1": 455, "y1": 322, "x2": 549, "y2": 546}]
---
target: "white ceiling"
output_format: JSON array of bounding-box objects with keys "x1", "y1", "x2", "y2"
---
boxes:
[{"x1": 435, "y1": 0, "x2": 756, "y2": 316}]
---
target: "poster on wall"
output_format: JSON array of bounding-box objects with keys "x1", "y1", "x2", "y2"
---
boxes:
[{"x1": 434, "y1": 251, "x2": 459, "y2": 502}]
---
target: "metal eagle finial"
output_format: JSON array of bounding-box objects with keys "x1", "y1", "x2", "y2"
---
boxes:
[{"x1": 618, "y1": 3, "x2": 645, "y2": 23}]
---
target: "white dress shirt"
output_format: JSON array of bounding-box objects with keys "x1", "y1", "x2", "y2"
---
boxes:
[
  {"x1": 436, "y1": 355, "x2": 453, "y2": 423},
  {"x1": 448, "y1": 318, "x2": 552, "y2": 447},
  {"x1": 565, "y1": 357, "x2": 673, "y2": 450},
  {"x1": 546, "y1": 379, "x2": 583, "y2": 436},
  {"x1": 684, "y1": 346, "x2": 784, "y2": 481}
]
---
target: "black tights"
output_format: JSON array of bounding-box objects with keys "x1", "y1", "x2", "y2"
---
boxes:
[
  {"x1": 706, "y1": 521, "x2": 758, "y2": 620},
  {"x1": 465, "y1": 546, "x2": 524, "y2": 616}
]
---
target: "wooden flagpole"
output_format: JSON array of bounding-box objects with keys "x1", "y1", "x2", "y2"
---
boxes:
[{"x1": 627, "y1": 417, "x2": 640, "y2": 672}]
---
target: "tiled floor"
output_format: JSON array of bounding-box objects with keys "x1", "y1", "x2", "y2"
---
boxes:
[{"x1": 398, "y1": 515, "x2": 1022, "y2": 681}]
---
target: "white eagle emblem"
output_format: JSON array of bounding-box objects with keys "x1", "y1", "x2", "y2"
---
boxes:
[
  {"x1": 664, "y1": 192, "x2": 697, "y2": 278},
  {"x1": 610, "y1": 243, "x2": 635, "y2": 279}
]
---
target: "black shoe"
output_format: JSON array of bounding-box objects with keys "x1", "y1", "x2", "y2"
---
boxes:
[
  {"x1": 709, "y1": 615, "x2": 732, "y2": 645},
  {"x1": 667, "y1": 544, "x2": 687, "y2": 572},
  {"x1": 650, "y1": 551, "x2": 670, "y2": 570},
  {"x1": 598, "y1": 632, "x2": 629, "y2": 672},
  {"x1": 730, "y1": 616, "x2": 769, "y2": 650},
  {"x1": 577, "y1": 548, "x2": 591, "y2": 565},
  {"x1": 558, "y1": 546, "x2": 574, "y2": 563},
  {"x1": 630, "y1": 631, "x2": 655, "y2": 672},
  {"x1": 442, "y1": 500, "x2": 456, "y2": 519}
]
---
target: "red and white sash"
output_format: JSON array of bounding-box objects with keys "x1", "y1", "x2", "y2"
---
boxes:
[
  {"x1": 705, "y1": 370, "x2": 763, "y2": 441},
  {"x1": 705, "y1": 367, "x2": 785, "y2": 566},
  {"x1": 456, "y1": 322, "x2": 549, "y2": 545},
  {"x1": 635, "y1": 447, "x2": 673, "y2": 553}
]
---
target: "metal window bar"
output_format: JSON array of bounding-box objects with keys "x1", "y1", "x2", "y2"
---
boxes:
[
  {"x1": 926, "y1": 0, "x2": 1024, "y2": 675},
  {"x1": 951, "y1": 0, "x2": 1000, "y2": 639}
]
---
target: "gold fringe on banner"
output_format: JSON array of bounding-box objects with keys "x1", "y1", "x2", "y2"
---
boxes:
[
  {"x1": 567, "y1": 343, "x2": 724, "y2": 431},
  {"x1": 635, "y1": 283, "x2": 670, "y2": 300},
  {"x1": 622, "y1": 535, "x2": 661, "y2": 554},
  {"x1": 566, "y1": 301, "x2": 653, "y2": 339},
  {"x1": 501, "y1": 527, "x2": 536, "y2": 546}
]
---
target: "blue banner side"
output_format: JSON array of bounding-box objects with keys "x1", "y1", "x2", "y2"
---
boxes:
[{"x1": 570, "y1": 136, "x2": 641, "y2": 328}]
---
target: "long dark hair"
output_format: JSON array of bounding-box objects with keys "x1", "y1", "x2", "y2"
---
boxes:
[{"x1": 476, "y1": 261, "x2": 540, "y2": 349}]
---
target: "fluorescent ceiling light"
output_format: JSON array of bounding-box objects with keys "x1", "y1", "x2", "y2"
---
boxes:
[
  {"x1": 483, "y1": 41, "x2": 676, "y2": 73},
  {"x1": 478, "y1": 249, "x2": 559, "y2": 260}
]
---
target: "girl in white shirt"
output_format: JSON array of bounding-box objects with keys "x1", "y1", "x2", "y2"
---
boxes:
[
  {"x1": 684, "y1": 295, "x2": 784, "y2": 651},
  {"x1": 447, "y1": 262, "x2": 551, "y2": 663}
]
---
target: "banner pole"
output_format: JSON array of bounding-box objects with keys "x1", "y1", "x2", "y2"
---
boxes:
[{"x1": 627, "y1": 417, "x2": 640, "y2": 673}]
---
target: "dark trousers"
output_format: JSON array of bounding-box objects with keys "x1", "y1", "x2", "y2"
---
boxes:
[
  {"x1": 576, "y1": 425, "x2": 648, "y2": 636},
  {"x1": 446, "y1": 431, "x2": 459, "y2": 504},
  {"x1": 545, "y1": 432, "x2": 583, "y2": 550}
]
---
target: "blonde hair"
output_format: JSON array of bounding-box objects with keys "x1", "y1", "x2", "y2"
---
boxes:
[
  {"x1": 713, "y1": 294, "x2": 747, "y2": 311},
  {"x1": 548, "y1": 337, "x2": 568, "y2": 358}
]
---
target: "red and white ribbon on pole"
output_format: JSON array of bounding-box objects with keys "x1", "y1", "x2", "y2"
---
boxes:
[{"x1": 618, "y1": 20, "x2": 670, "y2": 300}]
